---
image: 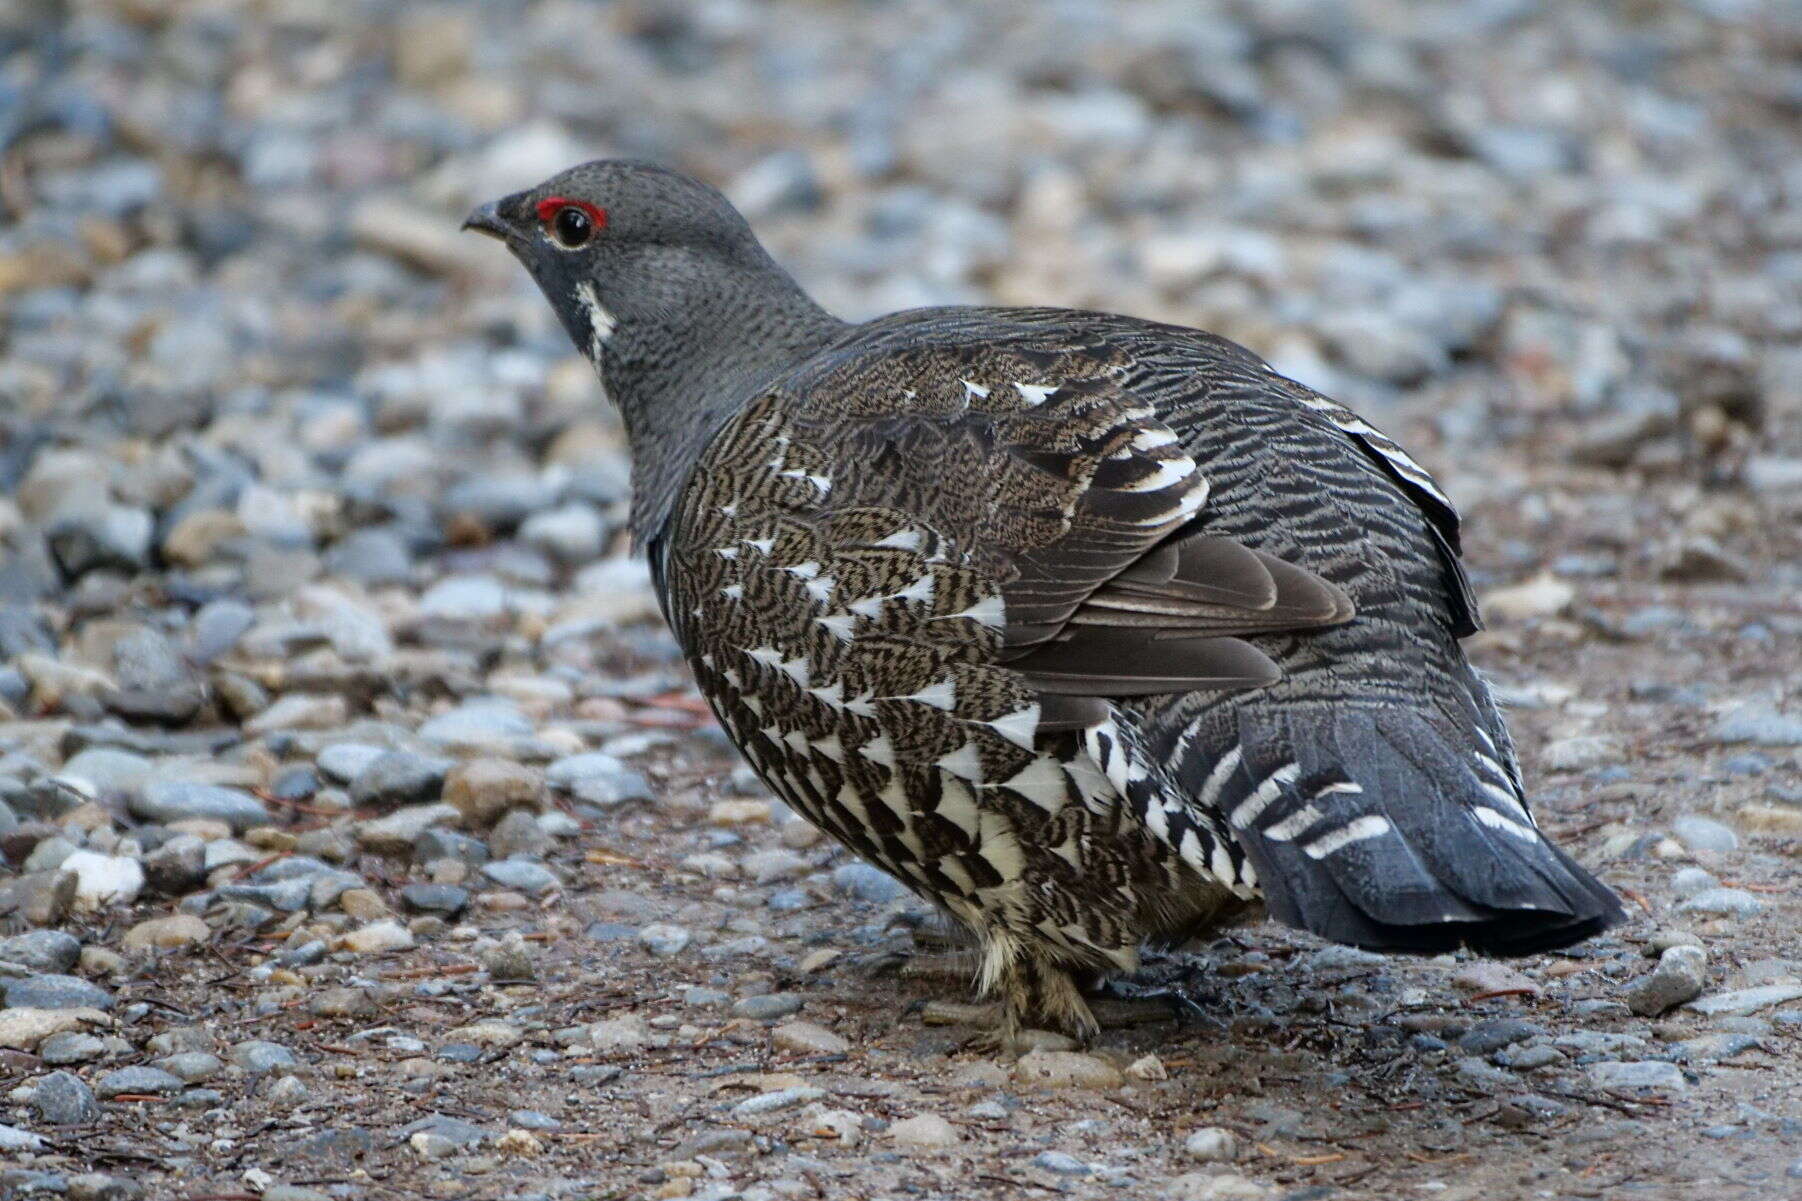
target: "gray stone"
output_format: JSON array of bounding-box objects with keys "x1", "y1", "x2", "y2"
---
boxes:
[
  {"x1": 1586, "y1": 1061, "x2": 1687, "y2": 1092},
  {"x1": 1033, "y1": 1151, "x2": 1091, "y2": 1176},
  {"x1": 833, "y1": 861, "x2": 909, "y2": 903},
  {"x1": 488, "y1": 807, "x2": 553, "y2": 858},
  {"x1": 442, "y1": 473, "x2": 565, "y2": 529},
  {"x1": 414, "y1": 828, "x2": 490, "y2": 865},
  {"x1": 275, "y1": 940, "x2": 328, "y2": 968},
  {"x1": 48, "y1": 505, "x2": 153, "y2": 576},
  {"x1": 31, "y1": 1071, "x2": 99, "y2": 1124},
  {"x1": 1458, "y1": 1018, "x2": 1545, "y2": 1056},
  {"x1": 732, "y1": 993, "x2": 804, "y2": 1020},
  {"x1": 1554, "y1": 1031, "x2": 1649, "y2": 1056},
  {"x1": 1676, "y1": 887, "x2": 1763, "y2": 917},
  {"x1": 105, "y1": 626, "x2": 201, "y2": 722},
  {"x1": 355, "y1": 803, "x2": 458, "y2": 853},
  {"x1": 57, "y1": 748, "x2": 154, "y2": 795},
  {"x1": 1499, "y1": 1044, "x2": 1564, "y2": 1071},
  {"x1": 545, "y1": 751, "x2": 653, "y2": 807},
  {"x1": 349, "y1": 750, "x2": 451, "y2": 808},
  {"x1": 1711, "y1": 707, "x2": 1802, "y2": 747},
  {"x1": 0, "y1": 1123, "x2": 48, "y2": 1151},
  {"x1": 398, "y1": 1114, "x2": 491, "y2": 1148},
  {"x1": 315, "y1": 742, "x2": 386, "y2": 783},
  {"x1": 1183, "y1": 1127, "x2": 1238, "y2": 1162},
  {"x1": 1669, "y1": 867, "x2": 1718, "y2": 898},
  {"x1": 519, "y1": 502, "x2": 606, "y2": 562},
  {"x1": 727, "y1": 149, "x2": 822, "y2": 219},
  {"x1": 637, "y1": 923, "x2": 691, "y2": 955},
  {"x1": 1686, "y1": 984, "x2": 1802, "y2": 1017},
  {"x1": 0, "y1": 930, "x2": 81, "y2": 973},
  {"x1": 1455, "y1": 1056, "x2": 1517, "y2": 1090},
  {"x1": 0, "y1": 870, "x2": 77, "y2": 925},
  {"x1": 94, "y1": 1066, "x2": 185, "y2": 1098},
  {"x1": 1671, "y1": 815, "x2": 1739, "y2": 853},
  {"x1": 154, "y1": 1052, "x2": 223, "y2": 1083},
  {"x1": 1671, "y1": 1033, "x2": 1763, "y2": 1062},
  {"x1": 229, "y1": 1040, "x2": 300, "y2": 1072},
  {"x1": 39, "y1": 1031, "x2": 108, "y2": 1065},
  {"x1": 479, "y1": 858, "x2": 558, "y2": 895},
  {"x1": 325, "y1": 529, "x2": 413, "y2": 586},
  {"x1": 267, "y1": 1074, "x2": 310, "y2": 1106},
  {"x1": 1627, "y1": 945, "x2": 1709, "y2": 1016},
  {"x1": 67, "y1": 1171, "x2": 144, "y2": 1200},
  {"x1": 731, "y1": 1086, "x2": 826, "y2": 1116},
  {"x1": 141, "y1": 834, "x2": 206, "y2": 895},
  {"x1": 145, "y1": 1027, "x2": 215, "y2": 1056},
  {"x1": 1646, "y1": 929, "x2": 1705, "y2": 955},
  {"x1": 23, "y1": 836, "x2": 76, "y2": 872},
  {"x1": 419, "y1": 575, "x2": 508, "y2": 621},
  {"x1": 418, "y1": 698, "x2": 534, "y2": 748},
  {"x1": 131, "y1": 781, "x2": 270, "y2": 832},
  {"x1": 216, "y1": 878, "x2": 313, "y2": 912},
  {"x1": 400, "y1": 883, "x2": 469, "y2": 915},
  {"x1": 190, "y1": 599, "x2": 256, "y2": 663},
  {"x1": 3, "y1": 974, "x2": 114, "y2": 1011}
]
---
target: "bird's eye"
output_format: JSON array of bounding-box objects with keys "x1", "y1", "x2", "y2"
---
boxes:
[{"x1": 535, "y1": 196, "x2": 605, "y2": 249}]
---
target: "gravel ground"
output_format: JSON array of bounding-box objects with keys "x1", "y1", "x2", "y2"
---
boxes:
[{"x1": 3, "y1": 2, "x2": 1801, "y2": 1199}]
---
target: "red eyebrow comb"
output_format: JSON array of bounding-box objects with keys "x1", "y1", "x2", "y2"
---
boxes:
[{"x1": 535, "y1": 196, "x2": 607, "y2": 226}]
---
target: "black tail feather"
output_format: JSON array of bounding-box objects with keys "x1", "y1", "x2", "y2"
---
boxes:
[{"x1": 1223, "y1": 706, "x2": 1625, "y2": 956}]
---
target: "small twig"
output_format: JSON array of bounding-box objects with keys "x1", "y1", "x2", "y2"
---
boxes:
[
  {"x1": 384, "y1": 962, "x2": 479, "y2": 980},
  {"x1": 1463, "y1": 987, "x2": 1541, "y2": 1004},
  {"x1": 230, "y1": 850, "x2": 291, "y2": 881}
]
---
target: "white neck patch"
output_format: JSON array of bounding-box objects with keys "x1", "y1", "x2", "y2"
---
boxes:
[{"x1": 573, "y1": 280, "x2": 617, "y2": 356}]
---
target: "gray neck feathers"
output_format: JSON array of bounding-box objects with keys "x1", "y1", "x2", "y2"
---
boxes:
[{"x1": 587, "y1": 245, "x2": 847, "y2": 544}]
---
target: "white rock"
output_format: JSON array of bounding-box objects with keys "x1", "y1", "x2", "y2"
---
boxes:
[
  {"x1": 1126, "y1": 1053, "x2": 1168, "y2": 1081},
  {"x1": 1541, "y1": 735, "x2": 1620, "y2": 772},
  {"x1": 888, "y1": 1112, "x2": 960, "y2": 1149},
  {"x1": 244, "y1": 693, "x2": 348, "y2": 734},
  {"x1": 520, "y1": 503, "x2": 605, "y2": 563},
  {"x1": 63, "y1": 850, "x2": 144, "y2": 910},
  {"x1": 1013, "y1": 1050, "x2": 1124, "y2": 1090},
  {"x1": 1671, "y1": 814, "x2": 1739, "y2": 853},
  {"x1": 589, "y1": 1014, "x2": 651, "y2": 1051},
  {"x1": 335, "y1": 920, "x2": 415, "y2": 954},
  {"x1": 1183, "y1": 1126, "x2": 1239, "y2": 1161},
  {"x1": 1165, "y1": 1173, "x2": 1271, "y2": 1200},
  {"x1": 0, "y1": 1007, "x2": 110, "y2": 1051},
  {"x1": 122, "y1": 914, "x2": 210, "y2": 951},
  {"x1": 794, "y1": 1103, "x2": 863, "y2": 1147},
  {"x1": 1483, "y1": 573, "x2": 1574, "y2": 622}
]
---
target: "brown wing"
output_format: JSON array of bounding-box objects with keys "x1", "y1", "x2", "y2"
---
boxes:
[{"x1": 780, "y1": 337, "x2": 1353, "y2": 701}]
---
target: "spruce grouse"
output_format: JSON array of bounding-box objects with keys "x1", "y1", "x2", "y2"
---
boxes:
[{"x1": 466, "y1": 161, "x2": 1623, "y2": 1045}]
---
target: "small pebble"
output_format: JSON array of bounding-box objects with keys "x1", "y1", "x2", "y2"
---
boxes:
[
  {"x1": 887, "y1": 1112, "x2": 960, "y2": 1149},
  {"x1": 1184, "y1": 1126, "x2": 1239, "y2": 1162},
  {"x1": 1627, "y1": 945, "x2": 1709, "y2": 1016},
  {"x1": 1013, "y1": 1050, "x2": 1124, "y2": 1090},
  {"x1": 771, "y1": 1020, "x2": 849, "y2": 1054}
]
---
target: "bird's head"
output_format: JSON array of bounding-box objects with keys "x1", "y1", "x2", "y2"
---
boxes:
[
  {"x1": 464, "y1": 159, "x2": 843, "y2": 541},
  {"x1": 462, "y1": 159, "x2": 766, "y2": 364}
]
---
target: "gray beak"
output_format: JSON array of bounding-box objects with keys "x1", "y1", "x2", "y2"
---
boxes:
[{"x1": 461, "y1": 201, "x2": 510, "y2": 241}]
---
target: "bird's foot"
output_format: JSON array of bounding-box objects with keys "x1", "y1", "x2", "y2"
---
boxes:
[{"x1": 895, "y1": 949, "x2": 980, "y2": 984}]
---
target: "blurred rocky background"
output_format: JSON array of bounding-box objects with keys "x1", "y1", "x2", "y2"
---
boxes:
[{"x1": 1, "y1": 2, "x2": 1800, "y2": 1199}]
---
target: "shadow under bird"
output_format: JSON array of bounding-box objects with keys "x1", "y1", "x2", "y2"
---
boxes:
[{"x1": 465, "y1": 161, "x2": 1623, "y2": 1048}]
